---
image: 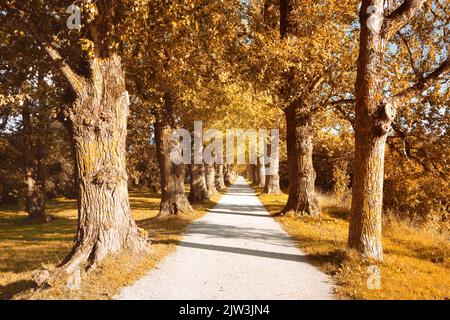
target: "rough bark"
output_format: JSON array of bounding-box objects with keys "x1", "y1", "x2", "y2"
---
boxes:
[
  {"x1": 263, "y1": 142, "x2": 282, "y2": 194},
  {"x1": 205, "y1": 163, "x2": 218, "y2": 197},
  {"x1": 251, "y1": 164, "x2": 259, "y2": 185},
  {"x1": 281, "y1": 104, "x2": 319, "y2": 216},
  {"x1": 154, "y1": 92, "x2": 192, "y2": 217},
  {"x1": 348, "y1": 0, "x2": 390, "y2": 261},
  {"x1": 279, "y1": 0, "x2": 317, "y2": 215},
  {"x1": 257, "y1": 155, "x2": 266, "y2": 187},
  {"x1": 22, "y1": 104, "x2": 47, "y2": 223},
  {"x1": 214, "y1": 164, "x2": 226, "y2": 190},
  {"x1": 188, "y1": 164, "x2": 209, "y2": 203},
  {"x1": 348, "y1": 0, "x2": 440, "y2": 262},
  {"x1": 224, "y1": 164, "x2": 233, "y2": 186},
  {"x1": 62, "y1": 55, "x2": 147, "y2": 271}
]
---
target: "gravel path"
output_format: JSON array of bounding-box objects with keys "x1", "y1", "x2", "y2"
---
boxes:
[{"x1": 117, "y1": 177, "x2": 334, "y2": 300}]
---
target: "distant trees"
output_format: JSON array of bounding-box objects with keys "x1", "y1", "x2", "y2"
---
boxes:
[
  {"x1": 22, "y1": 100, "x2": 47, "y2": 222},
  {"x1": 128, "y1": 0, "x2": 244, "y2": 215}
]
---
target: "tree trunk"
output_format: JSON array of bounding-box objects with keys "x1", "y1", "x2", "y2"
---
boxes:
[
  {"x1": 281, "y1": 104, "x2": 319, "y2": 216},
  {"x1": 154, "y1": 92, "x2": 192, "y2": 217},
  {"x1": 251, "y1": 164, "x2": 259, "y2": 185},
  {"x1": 205, "y1": 163, "x2": 217, "y2": 197},
  {"x1": 263, "y1": 142, "x2": 282, "y2": 194},
  {"x1": 148, "y1": 178, "x2": 158, "y2": 193},
  {"x1": 224, "y1": 164, "x2": 233, "y2": 186},
  {"x1": 22, "y1": 104, "x2": 47, "y2": 223},
  {"x1": 214, "y1": 164, "x2": 226, "y2": 190},
  {"x1": 257, "y1": 155, "x2": 266, "y2": 187},
  {"x1": 63, "y1": 55, "x2": 147, "y2": 271},
  {"x1": 348, "y1": 0, "x2": 391, "y2": 261},
  {"x1": 188, "y1": 164, "x2": 209, "y2": 203}
]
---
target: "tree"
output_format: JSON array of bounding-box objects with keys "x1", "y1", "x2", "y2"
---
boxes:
[
  {"x1": 263, "y1": 135, "x2": 282, "y2": 194},
  {"x1": 245, "y1": 0, "x2": 357, "y2": 215},
  {"x1": 2, "y1": 0, "x2": 149, "y2": 273},
  {"x1": 0, "y1": 30, "x2": 58, "y2": 222},
  {"x1": 205, "y1": 163, "x2": 218, "y2": 197},
  {"x1": 188, "y1": 163, "x2": 209, "y2": 203},
  {"x1": 153, "y1": 93, "x2": 192, "y2": 216},
  {"x1": 215, "y1": 164, "x2": 226, "y2": 191},
  {"x1": 128, "y1": 0, "x2": 244, "y2": 215},
  {"x1": 22, "y1": 100, "x2": 47, "y2": 222},
  {"x1": 349, "y1": 0, "x2": 449, "y2": 260}
]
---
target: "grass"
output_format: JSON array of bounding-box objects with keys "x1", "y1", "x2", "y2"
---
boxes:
[
  {"x1": 255, "y1": 187, "x2": 450, "y2": 300},
  {"x1": 0, "y1": 188, "x2": 223, "y2": 300}
]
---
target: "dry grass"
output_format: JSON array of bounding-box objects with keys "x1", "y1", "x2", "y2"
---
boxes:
[
  {"x1": 0, "y1": 189, "x2": 223, "y2": 300},
  {"x1": 255, "y1": 187, "x2": 450, "y2": 300}
]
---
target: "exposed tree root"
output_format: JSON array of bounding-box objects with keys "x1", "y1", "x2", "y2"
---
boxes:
[
  {"x1": 31, "y1": 229, "x2": 149, "y2": 289},
  {"x1": 157, "y1": 198, "x2": 193, "y2": 218}
]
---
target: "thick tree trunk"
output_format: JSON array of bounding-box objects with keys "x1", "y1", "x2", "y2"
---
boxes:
[
  {"x1": 257, "y1": 155, "x2": 266, "y2": 187},
  {"x1": 214, "y1": 164, "x2": 226, "y2": 190},
  {"x1": 349, "y1": 133, "x2": 387, "y2": 260},
  {"x1": 205, "y1": 163, "x2": 217, "y2": 197},
  {"x1": 224, "y1": 164, "x2": 233, "y2": 186},
  {"x1": 281, "y1": 105, "x2": 319, "y2": 216},
  {"x1": 263, "y1": 142, "x2": 282, "y2": 194},
  {"x1": 63, "y1": 55, "x2": 147, "y2": 271},
  {"x1": 154, "y1": 93, "x2": 192, "y2": 217},
  {"x1": 188, "y1": 164, "x2": 209, "y2": 203},
  {"x1": 22, "y1": 105, "x2": 47, "y2": 223},
  {"x1": 348, "y1": 1, "x2": 392, "y2": 261}
]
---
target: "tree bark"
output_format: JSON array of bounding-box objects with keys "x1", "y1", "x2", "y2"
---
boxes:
[
  {"x1": 205, "y1": 163, "x2": 217, "y2": 197},
  {"x1": 263, "y1": 141, "x2": 282, "y2": 194},
  {"x1": 281, "y1": 104, "x2": 319, "y2": 216},
  {"x1": 257, "y1": 155, "x2": 266, "y2": 187},
  {"x1": 63, "y1": 55, "x2": 147, "y2": 271},
  {"x1": 348, "y1": 0, "x2": 389, "y2": 261},
  {"x1": 224, "y1": 164, "x2": 233, "y2": 186},
  {"x1": 348, "y1": 0, "x2": 443, "y2": 261},
  {"x1": 188, "y1": 164, "x2": 209, "y2": 203},
  {"x1": 22, "y1": 104, "x2": 47, "y2": 223},
  {"x1": 251, "y1": 164, "x2": 259, "y2": 185},
  {"x1": 214, "y1": 164, "x2": 226, "y2": 190},
  {"x1": 154, "y1": 92, "x2": 192, "y2": 217}
]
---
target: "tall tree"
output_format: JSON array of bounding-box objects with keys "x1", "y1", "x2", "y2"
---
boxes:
[
  {"x1": 1, "y1": 0, "x2": 149, "y2": 273},
  {"x1": 22, "y1": 100, "x2": 47, "y2": 222},
  {"x1": 349, "y1": 0, "x2": 449, "y2": 260},
  {"x1": 153, "y1": 93, "x2": 192, "y2": 216},
  {"x1": 128, "y1": 0, "x2": 244, "y2": 215},
  {"x1": 246, "y1": 0, "x2": 357, "y2": 215}
]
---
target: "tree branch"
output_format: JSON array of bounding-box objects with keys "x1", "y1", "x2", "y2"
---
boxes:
[
  {"x1": 398, "y1": 31, "x2": 422, "y2": 81},
  {"x1": 383, "y1": 0, "x2": 427, "y2": 40},
  {"x1": 4, "y1": 1, "x2": 86, "y2": 94},
  {"x1": 329, "y1": 99, "x2": 355, "y2": 126},
  {"x1": 389, "y1": 57, "x2": 450, "y2": 108}
]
